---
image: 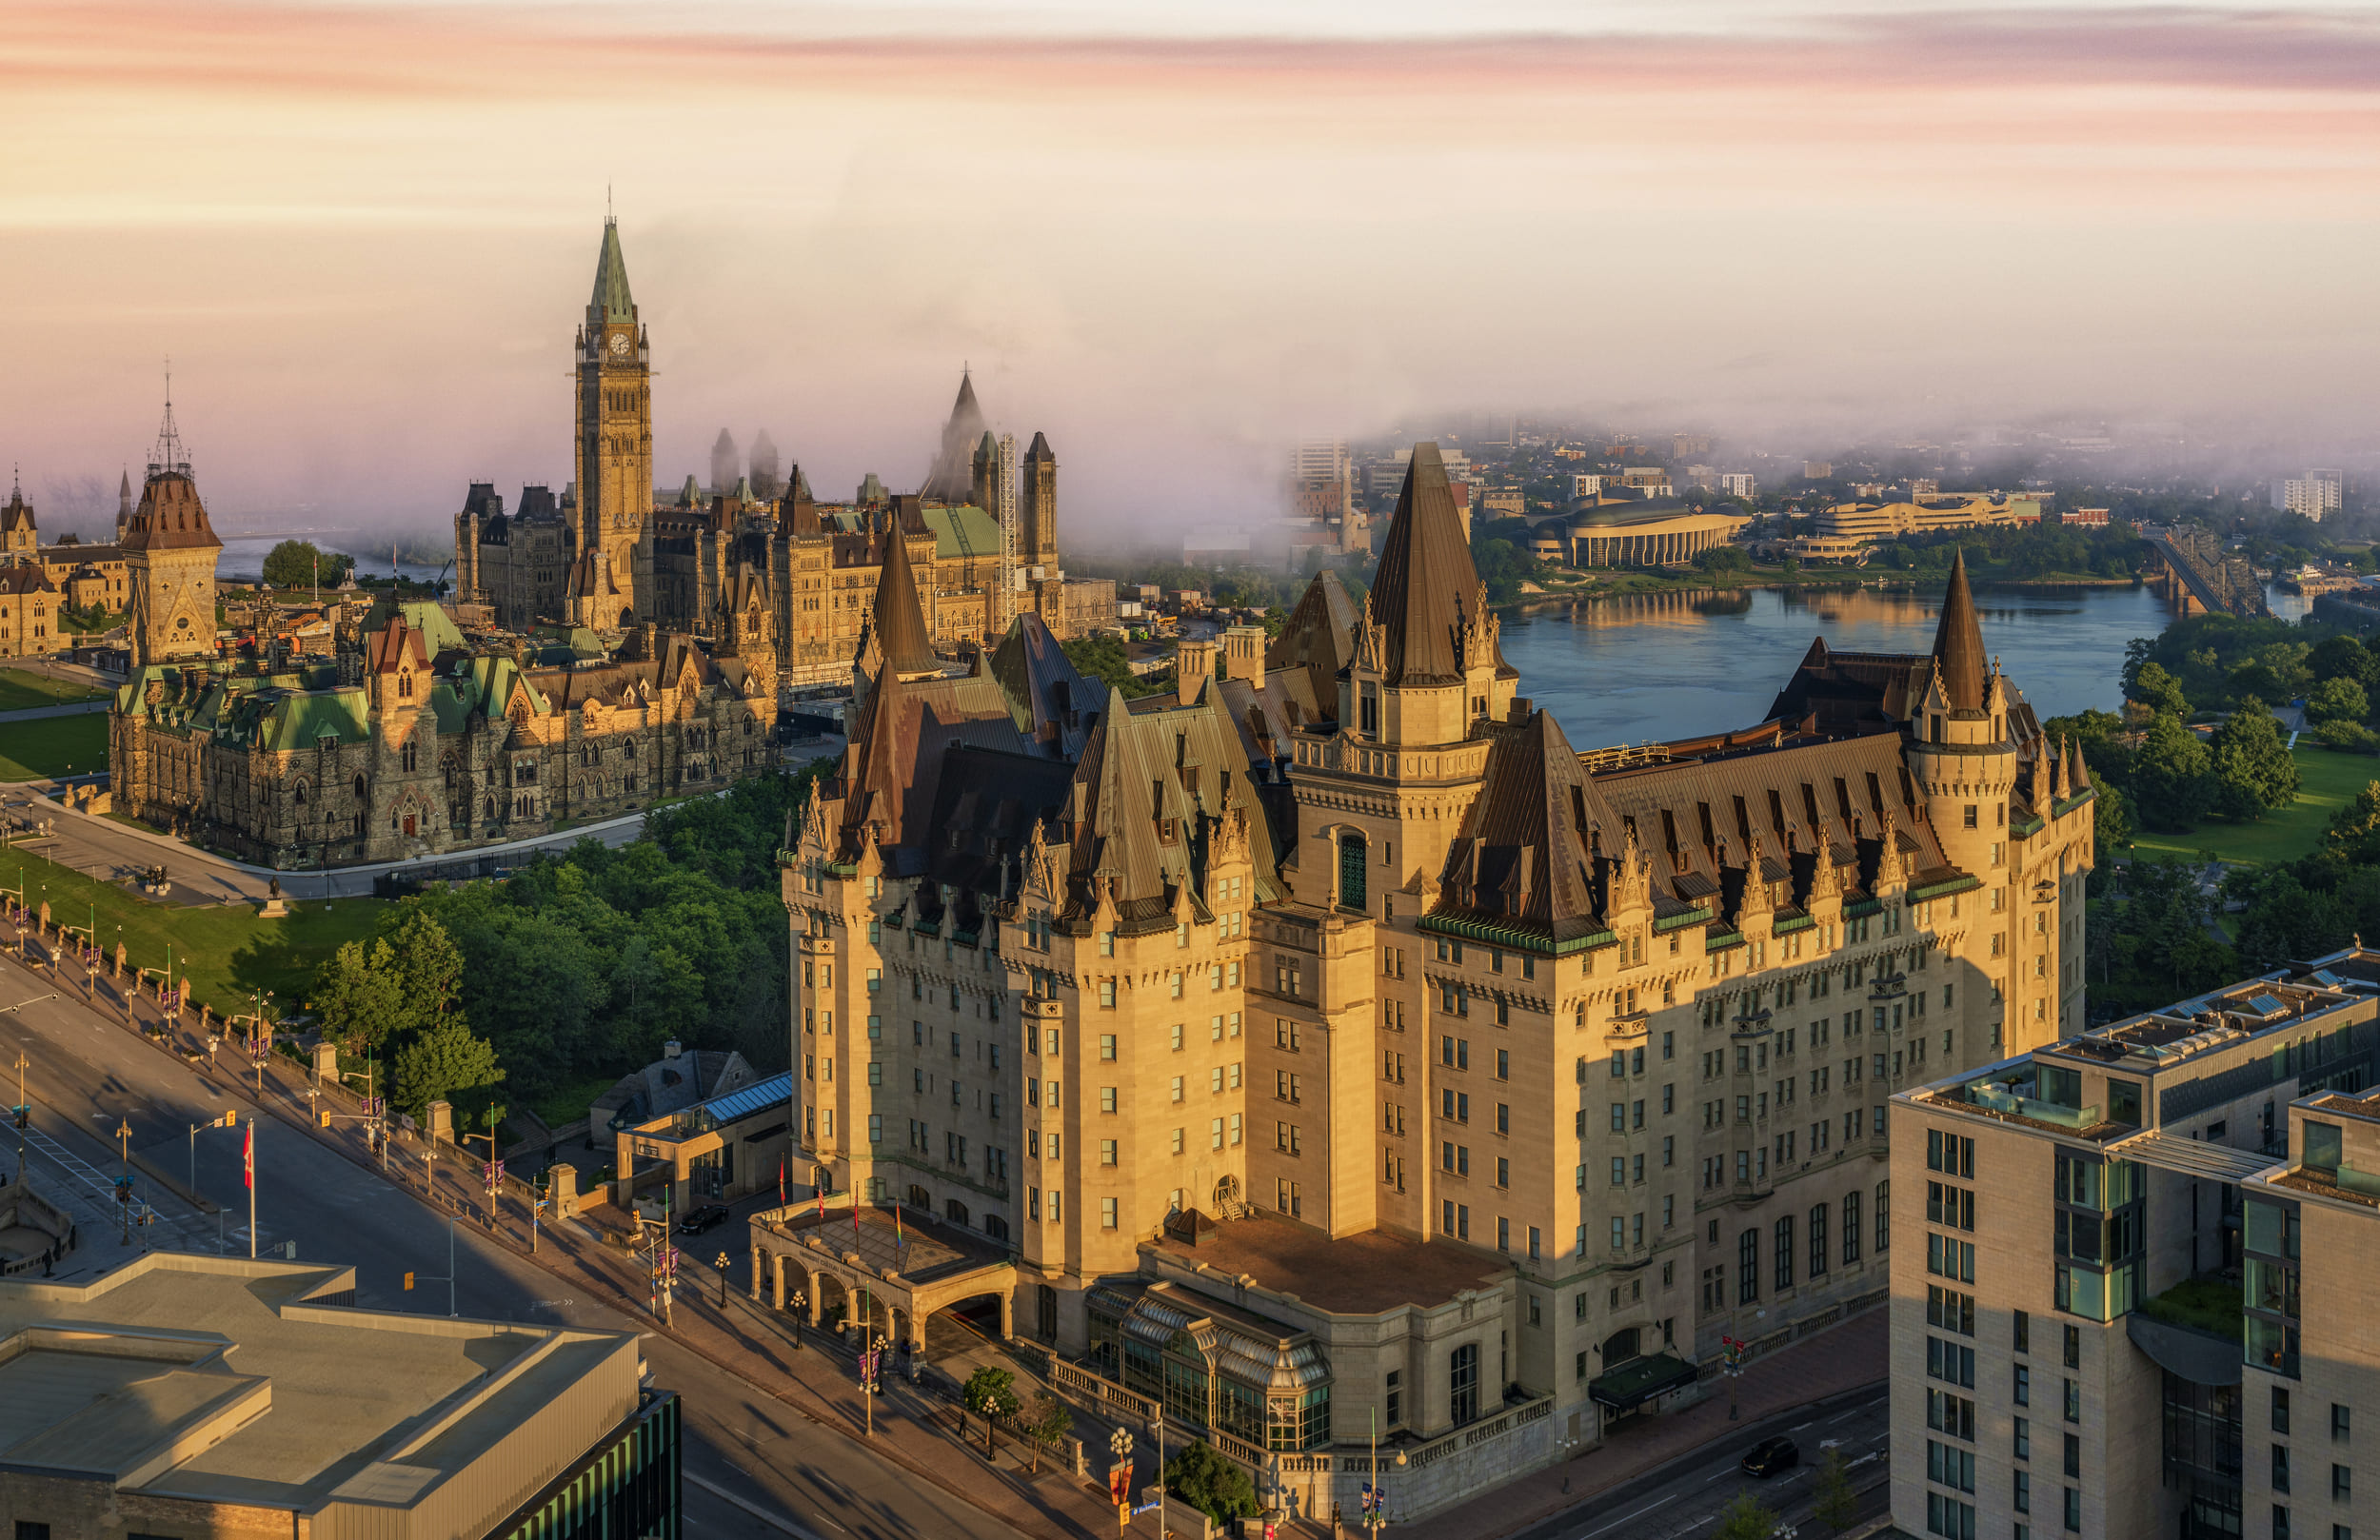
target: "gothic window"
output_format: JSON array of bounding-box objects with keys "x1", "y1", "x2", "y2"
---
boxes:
[
  {"x1": 352, "y1": 774, "x2": 367, "y2": 800},
  {"x1": 401, "y1": 740, "x2": 416, "y2": 772}
]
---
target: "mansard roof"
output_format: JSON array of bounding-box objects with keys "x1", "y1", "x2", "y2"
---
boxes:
[
  {"x1": 1366, "y1": 443, "x2": 1502, "y2": 685},
  {"x1": 120, "y1": 470, "x2": 222, "y2": 553}
]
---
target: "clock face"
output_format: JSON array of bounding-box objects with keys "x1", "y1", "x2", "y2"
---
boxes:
[{"x1": 608, "y1": 331, "x2": 631, "y2": 359}]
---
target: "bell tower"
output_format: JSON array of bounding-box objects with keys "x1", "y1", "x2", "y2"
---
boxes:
[
  {"x1": 120, "y1": 380, "x2": 223, "y2": 667},
  {"x1": 575, "y1": 216, "x2": 651, "y2": 628}
]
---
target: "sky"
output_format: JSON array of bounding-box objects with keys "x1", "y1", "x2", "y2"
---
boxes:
[{"x1": 5, "y1": 0, "x2": 2377, "y2": 540}]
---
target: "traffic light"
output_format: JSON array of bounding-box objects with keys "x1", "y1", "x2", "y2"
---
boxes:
[
  {"x1": 10, "y1": 1105, "x2": 24, "y2": 1130},
  {"x1": 219, "y1": 1112, "x2": 238, "y2": 1128},
  {"x1": 317, "y1": 1110, "x2": 332, "y2": 1129},
  {"x1": 403, "y1": 1272, "x2": 415, "y2": 1292}
]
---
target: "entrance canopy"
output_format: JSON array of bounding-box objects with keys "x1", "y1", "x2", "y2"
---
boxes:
[{"x1": 1588, "y1": 1351, "x2": 1698, "y2": 1412}]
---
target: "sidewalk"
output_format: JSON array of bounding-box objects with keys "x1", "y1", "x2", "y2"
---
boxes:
[{"x1": 1407, "y1": 1310, "x2": 1888, "y2": 1540}]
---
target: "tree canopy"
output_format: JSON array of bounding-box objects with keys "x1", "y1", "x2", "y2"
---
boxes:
[{"x1": 260, "y1": 540, "x2": 354, "y2": 592}]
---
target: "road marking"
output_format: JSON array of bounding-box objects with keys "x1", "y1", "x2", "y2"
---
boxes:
[
  {"x1": 1824, "y1": 1408, "x2": 1866, "y2": 1426},
  {"x1": 684, "y1": 1471, "x2": 828, "y2": 1540},
  {"x1": 1579, "y1": 1493, "x2": 1675, "y2": 1537},
  {"x1": 1790, "y1": 1420, "x2": 1814, "y2": 1431}
]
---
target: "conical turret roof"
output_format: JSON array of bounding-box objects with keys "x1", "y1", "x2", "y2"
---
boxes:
[
  {"x1": 1368, "y1": 443, "x2": 1500, "y2": 685},
  {"x1": 869, "y1": 526, "x2": 939, "y2": 678},
  {"x1": 589, "y1": 219, "x2": 636, "y2": 325},
  {"x1": 1930, "y1": 549, "x2": 1987, "y2": 712},
  {"x1": 1025, "y1": 430, "x2": 1055, "y2": 464}
]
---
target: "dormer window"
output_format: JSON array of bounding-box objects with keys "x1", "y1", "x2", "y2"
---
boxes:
[{"x1": 399, "y1": 670, "x2": 412, "y2": 699}]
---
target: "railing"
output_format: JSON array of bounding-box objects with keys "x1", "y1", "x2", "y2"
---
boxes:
[
  {"x1": 1047, "y1": 1359, "x2": 1159, "y2": 1424},
  {"x1": 1409, "y1": 1394, "x2": 1553, "y2": 1470}
]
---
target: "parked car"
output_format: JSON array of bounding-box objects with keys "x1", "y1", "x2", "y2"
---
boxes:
[
  {"x1": 676, "y1": 1204, "x2": 730, "y2": 1234},
  {"x1": 1740, "y1": 1436, "x2": 1800, "y2": 1477}
]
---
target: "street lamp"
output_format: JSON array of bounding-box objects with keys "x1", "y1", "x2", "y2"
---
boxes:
[
  {"x1": 788, "y1": 1288, "x2": 806, "y2": 1351},
  {"x1": 859, "y1": 1331, "x2": 890, "y2": 1438},
  {"x1": 1108, "y1": 1427, "x2": 1134, "y2": 1535},
  {"x1": 714, "y1": 1251, "x2": 730, "y2": 1307},
  {"x1": 1362, "y1": 1410, "x2": 1407, "y2": 1532}
]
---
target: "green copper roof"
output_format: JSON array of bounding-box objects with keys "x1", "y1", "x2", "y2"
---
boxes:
[
  {"x1": 591, "y1": 219, "x2": 636, "y2": 325},
  {"x1": 921, "y1": 503, "x2": 1001, "y2": 560}
]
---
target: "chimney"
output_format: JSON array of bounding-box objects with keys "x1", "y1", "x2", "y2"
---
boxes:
[
  {"x1": 664, "y1": 1039, "x2": 683, "y2": 1060},
  {"x1": 1177, "y1": 639, "x2": 1217, "y2": 705}
]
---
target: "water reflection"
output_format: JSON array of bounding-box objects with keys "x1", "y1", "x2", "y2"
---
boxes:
[{"x1": 1501, "y1": 582, "x2": 2304, "y2": 752}]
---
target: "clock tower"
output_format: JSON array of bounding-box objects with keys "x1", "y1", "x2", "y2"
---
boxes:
[{"x1": 575, "y1": 216, "x2": 651, "y2": 628}]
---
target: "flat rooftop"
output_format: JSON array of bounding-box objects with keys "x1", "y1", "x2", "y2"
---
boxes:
[
  {"x1": 0, "y1": 1253, "x2": 639, "y2": 1517},
  {"x1": 1150, "y1": 1216, "x2": 1509, "y2": 1315}
]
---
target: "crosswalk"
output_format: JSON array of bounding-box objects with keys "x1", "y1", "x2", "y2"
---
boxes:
[{"x1": 18, "y1": 1122, "x2": 165, "y2": 1227}]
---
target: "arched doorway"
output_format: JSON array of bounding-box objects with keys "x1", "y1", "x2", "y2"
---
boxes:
[
  {"x1": 1601, "y1": 1327, "x2": 1642, "y2": 1367},
  {"x1": 1214, "y1": 1175, "x2": 1240, "y2": 1210},
  {"x1": 620, "y1": 605, "x2": 636, "y2": 628},
  {"x1": 925, "y1": 1290, "x2": 1007, "y2": 1363}
]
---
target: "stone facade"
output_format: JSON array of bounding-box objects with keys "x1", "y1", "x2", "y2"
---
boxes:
[
  {"x1": 0, "y1": 564, "x2": 59, "y2": 660},
  {"x1": 456, "y1": 223, "x2": 1082, "y2": 682},
  {"x1": 110, "y1": 599, "x2": 777, "y2": 868},
  {"x1": 782, "y1": 446, "x2": 2092, "y2": 1518}
]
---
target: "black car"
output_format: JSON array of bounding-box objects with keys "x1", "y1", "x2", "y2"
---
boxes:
[
  {"x1": 676, "y1": 1204, "x2": 730, "y2": 1234},
  {"x1": 1740, "y1": 1436, "x2": 1800, "y2": 1477}
]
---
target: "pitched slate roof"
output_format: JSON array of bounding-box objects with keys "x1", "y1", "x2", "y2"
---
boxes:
[
  {"x1": 837, "y1": 671, "x2": 1030, "y2": 863},
  {"x1": 1435, "y1": 710, "x2": 1608, "y2": 944},
  {"x1": 1931, "y1": 549, "x2": 1988, "y2": 712},
  {"x1": 988, "y1": 613, "x2": 1099, "y2": 758},
  {"x1": 1024, "y1": 431, "x2": 1055, "y2": 465},
  {"x1": 590, "y1": 218, "x2": 636, "y2": 325},
  {"x1": 867, "y1": 526, "x2": 940, "y2": 678},
  {"x1": 1263, "y1": 569, "x2": 1359, "y2": 718},
  {"x1": 1367, "y1": 443, "x2": 1503, "y2": 685}
]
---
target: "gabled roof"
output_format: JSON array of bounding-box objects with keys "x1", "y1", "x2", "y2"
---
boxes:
[
  {"x1": 988, "y1": 613, "x2": 1098, "y2": 758},
  {"x1": 590, "y1": 218, "x2": 636, "y2": 325},
  {"x1": 1367, "y1": 443, "x2": 1500, "y2": 685},
  {"x1": 1264, "y1": 570, "x2": 1359, "y2": 713},
  {"x1": 0, "y1": 566, "x2": 55, "y2": 596},
  {"x1": 1061, "y1": 687, "x2": 1282, "y2": 921},
  {"x1": 838, "y1": 671, "x2": 1028, "y2": 861},
  {"x1": 1931, "y1": 549, "x2": 1988, "y2": 712},
  {"x1": 0, "y1": 487, "x2": 32, "y2": 533}
]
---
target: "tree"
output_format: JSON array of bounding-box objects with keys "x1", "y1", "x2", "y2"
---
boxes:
[
  {"x1": 2131, "y1": 712, "x2": 2214, "y2": 831},
  {"x1": 260, "y1": 539, "x2": 353, "y2": 592},
  {"x1": 2306, "y1": 676, "x2": 2370, "y2": 725},
  {"x1": 961, "y1": 1366, "x2": 1018, "y2": 1457},
  {"x1": 1712, "y1": 1492, "x2": 1781, "y2": 1540},
  {"x1": 2043, "y1": 707, "x2": 2132, "y2": 784},
  {"x1": 2088, "y1": 772, "x2": 2133, "y2": 865},
  {"x1": 2208, "y1": 701, "x2": 2300, "y2": 821},
  {"x1": 393, "y1": 1017, "x2": 506, "y2": 1118},
  {"x1": 2311, "y1": 634, "x2": 2378, "y2": 688},
  {"x1": 1021, "y1": 1390, "x2": 1073, "y2": 1475},
  {"x1": 1161, "y1": 1439, "x2": 1259, "y2": 1524},
  {"x1": 2130, "y1": 661, "x2": 2190, "y2": 718},
  {"x1": 310, "y1": 937, "x2": 407, "y2": 1056},
  {"x1": 2322, "y1": 781, "x2": 2380, "y2": 868},
  {"x1": 1811, "y1": 1447, "x2": 1859, "y2": 1534}
]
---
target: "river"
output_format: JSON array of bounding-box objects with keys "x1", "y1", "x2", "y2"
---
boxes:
[
  {"x1": 1497, "y1": 582, "x2": 2309, "y2": 752},
  {"x1": 212, "y1": 533, "x2": 449, "y2": 588}
]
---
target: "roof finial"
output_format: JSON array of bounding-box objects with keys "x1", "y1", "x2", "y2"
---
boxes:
[{"x1": 149, "y1": 358, "x2": 189, "y2": 479}]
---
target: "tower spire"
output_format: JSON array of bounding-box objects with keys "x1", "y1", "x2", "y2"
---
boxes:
[
  {"x1": 1930, "y1": 548, "x2": 1987, "y2": 712},
  {"x1": 1367, "y1": 442, "x2": 1500, "y2": 685},
  {"x1": 867, "y1": 518, "x2": 939, "y2": 679},
  {"x1": 149, "y1": 361, "x2": 189, "y2": 478}
]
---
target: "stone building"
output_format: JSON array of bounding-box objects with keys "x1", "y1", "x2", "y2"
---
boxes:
[
  {"x1": 120, "y1": 405, "x2": 223, "y2": 668},
  {"x1": 110, "y1": 590, "x2": 778, "y2": 867},
  {"x1": 0, "y1": 564, "x2": 59, "y2": 660},
  {"x1": 0, "y1": 483, "x2": 133, "y2": 620},
  {"x1": 770, "y1": 443, "x2": 2095, "y2": 1520},
  {"x1": 456, "y1": 222, "x2": 1081, "y2": 682}
]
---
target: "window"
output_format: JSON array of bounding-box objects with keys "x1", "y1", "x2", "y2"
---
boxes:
[
  {"x1": 1449, "y1": 1342, "x2": 1479, "y2": 1425},
  {"x1": 1738, "y1": 1229, "x2": 1759, "y2": 1304},
  {"x1": 1339, "y1": 834, "x2": 1367, "y2": 910},
  {"x1": 2334, "y1": 1403, "x2": 2350, "y2": 1441},
  {"x1": 1101, "y1": 1197, "x2": 1119, "y2": 1229},
  {"x1": 1101, "y1": 1087, "x2": 1118, "y2": 1114}
]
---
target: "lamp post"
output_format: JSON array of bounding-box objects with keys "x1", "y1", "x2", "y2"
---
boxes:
[
  {"x1": 859, "y1": 1331, "x2": 889, "y2": 1437},
  {"x1": 715, "y1": 1251, "x2": 730, "y2": 1307},
  {"x1": 1362, "y1": 1410, "x2": 1406, "y2": 1532},
  {"x1": 10, "y1": 1051, "x2": 26, "y2": 1178},
  {"x1": 789, "y1": 1288, "x2": 806, "y2": 1351},
  {"x1": 1108, "y1": 1427, "x2": 1134, "y2": 1535},
  {"x1": 114, "y1": 1116, "x2": 133, "y2": 1245}
]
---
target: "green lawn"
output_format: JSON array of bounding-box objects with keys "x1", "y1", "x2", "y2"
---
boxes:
[
  {"x1": 0, "y1": 712, "x2": 108, "y2": 780},
  {"x1": 0, "y1": 669, "x2": 109, "y2": 711},
  {"x1": 2130, "y1": 744, "x2": 2378, "y2": 867},
  {"x1": 0, "y1": 843, "x2": 385, "y2": 1019},
  {"x1": 2138, "y1": 1276, "x2": 2241, "y2": 1339}
]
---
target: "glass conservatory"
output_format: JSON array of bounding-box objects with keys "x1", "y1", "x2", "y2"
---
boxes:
[{"x1": 1087, "y1": 1280, "x2": 1333, "y2": 1451}]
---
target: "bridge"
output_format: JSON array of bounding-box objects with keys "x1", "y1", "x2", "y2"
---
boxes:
[{"x1": 2142, "y1": 528, "x2": 2269, "y2": 618}]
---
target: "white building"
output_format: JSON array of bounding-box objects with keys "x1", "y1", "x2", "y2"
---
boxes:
[
  {"x1": 2273, "y1": 469, "x2": 2344, "y2": 521},
  {"x1": 1720, "y1": 473, "x2": 1756, "y2": 500}
]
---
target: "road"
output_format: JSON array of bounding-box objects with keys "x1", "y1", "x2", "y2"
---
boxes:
[
  {"x1": 1504, "y1": 1386, "x2": 1891, "y2": 1540},
  {"x1": 0, "y1": 944, "x2": 1028, "y2": 1540}
]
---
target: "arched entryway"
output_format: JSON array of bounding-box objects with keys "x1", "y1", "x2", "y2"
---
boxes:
[{"x1": 926, "y1": 1290, "x2": 1010, "y2": 1363}]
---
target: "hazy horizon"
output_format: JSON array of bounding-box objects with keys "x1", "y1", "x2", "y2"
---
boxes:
[{"x1": 8, "y1": 0, "x2": 2378, "y2": 543}]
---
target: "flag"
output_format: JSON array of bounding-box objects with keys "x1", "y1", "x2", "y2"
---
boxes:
[
  {"x1": 894, "y1": 1208, "x2": 902, "y2": 1251},
  {"x1": 242, "y1": 1122, "x2": 254, "y2": 1190},
  {"x1": 778, "y1": 1155, "x2": 786, "y2": 1206},
  {"x1": 815, "y1": 1190, "x2": 824, "y2": 1224}
]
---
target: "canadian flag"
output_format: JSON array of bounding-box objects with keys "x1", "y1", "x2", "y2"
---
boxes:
[{"x1": 243, "y1": 1122, "x2": 254, "y2": 1191}]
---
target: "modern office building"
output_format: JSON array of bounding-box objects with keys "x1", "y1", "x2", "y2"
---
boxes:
[
  {"x1": 1889, "y1": 947, "x2": 2380, "y2": 1540},
  {"x1": 0, "y1": 1253, "x2": 674, "y2": 1540},
  {"x1": 2272, "y1": 470, "x2": 2344, "y2": 523}
]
